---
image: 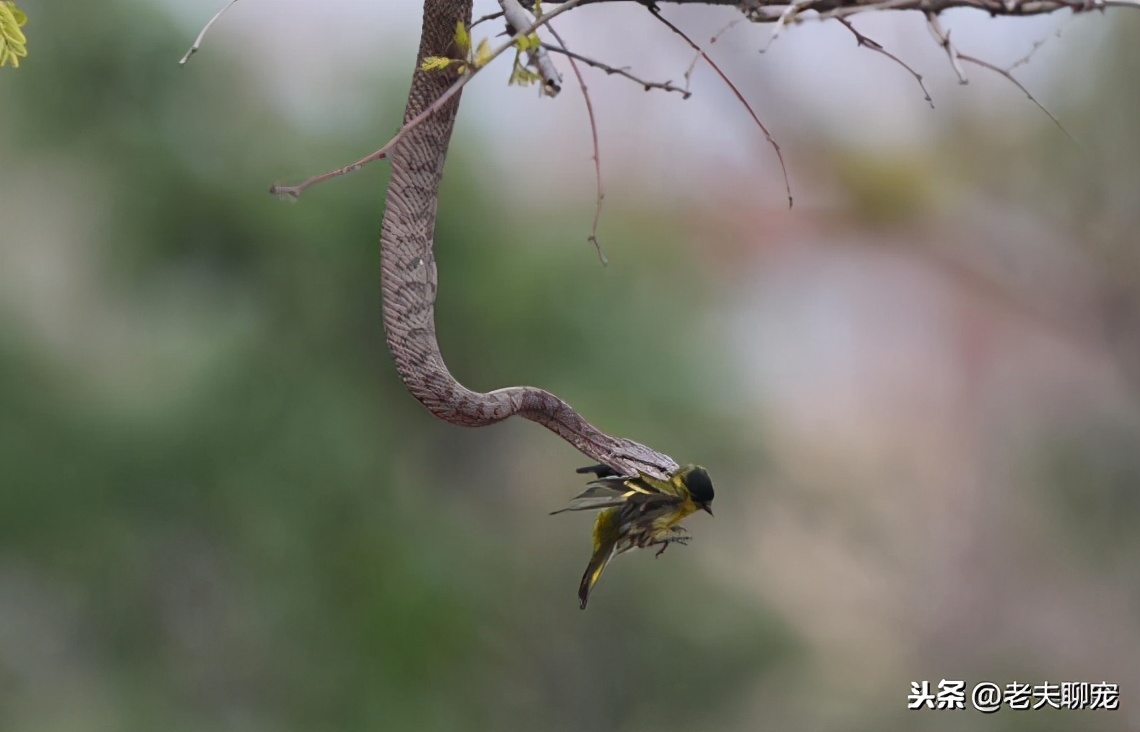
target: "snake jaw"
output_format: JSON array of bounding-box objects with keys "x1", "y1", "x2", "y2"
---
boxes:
[{"x1": 608, "y1": 441, "x2": 680, "y2": 482}]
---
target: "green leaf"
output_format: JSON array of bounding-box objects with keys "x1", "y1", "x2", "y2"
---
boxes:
[
  {"x1": 0, "y1": 1, "x2": 28, "y2": 68},
  {"x1": 453, "y1": 20, "x2": 470, "y2": 55},
  {"x1": 420, "y1": 56, "x2": 455, "y2": 72},
  {"x1": 508, "y1": 54, "x2": 541, "y2": 87},
  {"x1": 515, "y1": 33, "x2": 541, "y2": 52},
  {"x1": 473, "y1": 38, "x2": 492, "y2": 69}
]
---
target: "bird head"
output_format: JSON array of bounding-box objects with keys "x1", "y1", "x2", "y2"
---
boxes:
[{"x1": 681, "y1": 465, "x2": 715, "y2": 516}]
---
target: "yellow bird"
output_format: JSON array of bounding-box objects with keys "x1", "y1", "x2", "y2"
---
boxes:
[{"x1": 552, "y1": 464, "x2": 715, "y2": 609}]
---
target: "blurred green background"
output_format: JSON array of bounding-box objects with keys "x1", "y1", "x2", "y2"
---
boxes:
[{"x1": 1, "y1": 1, "x2": 1139, "y2": 731}]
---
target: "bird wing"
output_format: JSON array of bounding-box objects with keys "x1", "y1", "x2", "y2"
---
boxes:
[
  {"x1": 549, "y1": 480, "x2": 639, "y2": 514},
  {"x1": 552, "y1": 474, "x2": 684, "y2": 515},
  {"x1": 575, "y1": 463, "x2": 621, "y2": 479},
  {"x1": 639, "y1": 471, "x2": 690, "y2": 500}
]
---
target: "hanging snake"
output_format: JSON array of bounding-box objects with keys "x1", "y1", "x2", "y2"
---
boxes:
[{"x1": 379, "y1": 0, "x2": 680, "y2": 480}]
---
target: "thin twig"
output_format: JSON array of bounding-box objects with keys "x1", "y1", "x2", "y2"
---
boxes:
[
  {"x1": 541, "y1": 43, "x2": 691, "y2": 97},
  {"x1": 957, "y1": 53, "x2": 1077, "y2": 143},
  {"x1": 548, "y1": 25, "x2": 609, "y2": 265},
  {"x1": 817, "y1": 0, "x2": 935, "y2": 21},
  {"x1": 925, "y1": 11, "x2": 968, "y2": 83},
  {"x1": 499, "y1": 0, "x2": 563, "y2": 95},
  {"x1": 709, "y1": 16, "x2": 749, "y2": 43},
  {"x1": 647, "y1": 5, "x2": 794, "y2": 208},
  {"x1": 758, "y1": 0, "x2": 1140, "y2": 22},
  {"x1": 683, "y1": 17, "x2": 746, "y2": 88},
  {"x1": 836, "y1": 17, "x2": 933, "y2": 108},
  {"x1": 771, "y1": 0, "x2": 817, "y2": 43},
  {"x1": 1007, "y1": 36, "x2": 1049, "y2": 71},
  {"x1": 471, "y1": 10, "x2": 505, "y2": 29},
  {"x1": 179, "y1": 0, "x2": 241, "y2": 65},
  {"x1": 1007, "y1": 26, "x2": 1063, "y2": 71},
  {"x1": 270, "y1": 0, "x2": 586, "y2": 198}
]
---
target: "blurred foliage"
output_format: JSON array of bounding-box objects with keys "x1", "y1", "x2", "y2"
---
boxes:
[
  {"x1": 0, "y1": 1, "x2": 28, "y2": 68},
  {"x1": 833, "y1": 148, "x2": 938, "y2": 225},
  {"x1": 944, "y1": 13, "x2": 1140, "y2": 389},
  {"x1": 1039, "y1": 419, "x2": 1140, "y2": 568},
  {"x1": 976, "y1": 17, "x2": 1140, "y2": 581},
  {"x1": 0, "y1": 2, "x2": 791, "y2": 731}
]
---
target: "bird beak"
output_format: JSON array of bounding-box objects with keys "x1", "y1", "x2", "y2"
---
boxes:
[{"x1": 702, "y1": 503, "x2": 714, "y2": 517}]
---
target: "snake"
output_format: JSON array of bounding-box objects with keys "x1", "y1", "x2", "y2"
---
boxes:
[{"x1": 378, "y1": 0, "x2": 679, "y2": 480}]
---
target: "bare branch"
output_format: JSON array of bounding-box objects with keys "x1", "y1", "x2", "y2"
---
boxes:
[
  {"x1": 471, "y1": 10, "x2": 505, "y2": 29},
  {"x1": 771, "y1": 0, "x2": 818, "y2": 43},
  {"x1": 257, "y1": 0, "x2": 1124, "y2": 197},
  {"x1": 957, "y1": 53, "x2": 1077, "y2": 143},
  {"x1": 926, "y1": 11, "x2": 968, "y2": 83},
  {"x1": 647, "y1": 5, "x2": 794, "y2": 209},
  {"x1": 270, "y1": 149, "x2": 389, "y2": 199},
  {"x1": 683, "y1": 16, "x2": 747, "y2": 88},
  {"x1": 836, "y1": 17, "x2": 933, "y2": 108},
  {"x1": 547, "y1": 0, "x2": 1140, "y2": 17},
  {"x1": 179, "y1": 0, "x2": 241, "y2": 65},
  {"x1": 270, "y1": 0, "x2": 587, "y2": 197},
  {"x1": 1008, "y1": 26, "x2": 1064, "y2": 71},
  {"x1": 547, "y1": 24, "x2": 609, "y2": 264},
  {"x1": 541, "y1": 43, "x2": 692, "y2": 97}
]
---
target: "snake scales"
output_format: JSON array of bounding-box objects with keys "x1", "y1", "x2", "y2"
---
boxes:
[{"x1": 379, "y1": 0, "x2": 680, "y2": 480}]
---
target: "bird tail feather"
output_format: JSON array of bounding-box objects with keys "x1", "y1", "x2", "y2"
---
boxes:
[{"x1": 578, "y1": 542, "x2": 617, "y2": 609}]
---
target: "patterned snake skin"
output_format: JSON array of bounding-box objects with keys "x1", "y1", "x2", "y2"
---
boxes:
[{"x1": 379, "y1": 0, "x2": 679, "y2": 479}]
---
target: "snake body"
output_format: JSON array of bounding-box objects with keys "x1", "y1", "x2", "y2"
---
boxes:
[{"x1": 379, "y1": 0, "x2": 679, "y2": 480}]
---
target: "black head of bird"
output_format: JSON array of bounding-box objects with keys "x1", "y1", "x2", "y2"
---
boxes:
[{"x1": 681, "y1": 465, "x2": 715, "y2": 516}]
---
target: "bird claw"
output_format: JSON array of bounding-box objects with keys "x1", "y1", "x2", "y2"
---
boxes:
[{"x1": 653, "y1": 534, "x2": 691, "y2": 557}]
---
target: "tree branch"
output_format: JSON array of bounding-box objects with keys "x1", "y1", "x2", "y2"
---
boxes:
[
  {"x1": 536, "y1": 0, "x2": 1138, "y2": 18},
  {"x1": 648, "y1": 5, "x2": 794, "y2": 208},
  {"x1": 269, "y1": 0, "x2": 587, "y2": 198},
  {"x1": 547, "y1": 24, "x2": 610, "y2": 264},
  {"x1": 836, "y1": 17, "x2": 933, "y2": 108},
  {"x1": 541, "y1": 43, "x2": 691, "y2": 97}
]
